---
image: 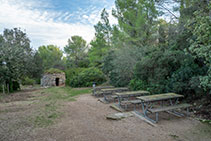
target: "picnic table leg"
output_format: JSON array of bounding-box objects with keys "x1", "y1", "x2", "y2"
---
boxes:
[
  {"x1": 186, "y1": 107, "x2": 190, "y2": 116},
  {"x1": 141, "y1": 102, "x2": 157, "y2": 123},
  {"x1": 167, "y1": 98, "x2": 185, "y2": 117},
  {"x1": 116, "y1": 96, "x2": 121, "y2": 108},
  {"x1": 134, "y1": 103, "x2": 136, "y2": 111},
  {"x1": 103, "y1": 93, "x2": 107, "y2": 101},
  {"x1": 155, "y1": 113, "x2": 159, "y2": 122}
]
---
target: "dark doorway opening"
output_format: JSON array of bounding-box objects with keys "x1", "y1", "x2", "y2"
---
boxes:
[{"x1": 55, "y1": 78, "x2": 59, "y2": 86}]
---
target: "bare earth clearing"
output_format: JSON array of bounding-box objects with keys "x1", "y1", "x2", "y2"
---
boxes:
[{"x1": 0, "y1": 88, "x2": 211, "y2": 141}]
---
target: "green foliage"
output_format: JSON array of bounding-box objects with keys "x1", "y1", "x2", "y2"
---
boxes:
[
  {"x1": 0, "y1": 28, "x2": 34, "y2": 93},
  {"x1": 30, "y1": 51, "x2": 43, "y2": 80},
  {"x1": 129, "y1": 79, "x2": 147, "y2": 91},
  {"x1": 112, "y1": 0, "x2": 158, "y2": 46},
  {"x1": 104, "y1": 46, "x2": 143, "y2": 87},
  {"x1": 9, "y1": 81, "x2": 20, "y2": 93},
  {"x1": 45, "y1": 68, "x2": 64, "y2": 74},
  {"x1": 22, "y1": 77, "x2": 36, "y2": 85},
  {"x1": 65, "y1": 68, "x2": 85, "y2": 86},
  {"x1": 37, "y1": 45, "x2": 64, "y2": 70},
  {"x1": 166, "y1": 59, "x2": 205, "y2": 96},
  {"x1": 133, "y1": 45, "x2": 207, "y2": 94},
  {"x1": 102, "y1": 50, "x2": 116, "y2": 75},
  {"x1": 69, "y1": 67, "x2": 106, "y2": 87},
  {"x1": 184, "y1": 1, "x2": 211, "y2": 94},
  {"x1": 64, "y1": 36, "x2": 87, "y2": 68},
  {"x1": 88, "y1": 9, "x2": 112, "y2": 68}
]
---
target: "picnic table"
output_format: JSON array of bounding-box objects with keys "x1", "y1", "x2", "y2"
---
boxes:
[
  {"x1": 135, "y1": 93, "x2": 191, "y2": 123},
  {"x1": 101, "y1": 87, "x2": 129, "y2": 102},
  {"x1": 92, "y1": 86, "x2": 114, "y2": 97},
  {"x1": 114, "y1": 90, "x2": 150, "y2": 109}
]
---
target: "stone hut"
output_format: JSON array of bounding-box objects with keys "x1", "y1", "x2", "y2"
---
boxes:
[{"x1": 41, "y1": 70, "x2": 65, "y2": 87}]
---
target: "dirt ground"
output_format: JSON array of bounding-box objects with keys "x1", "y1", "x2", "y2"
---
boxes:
[{"x1": 0, "y1": 89, "x2": 211, "y2": 141}]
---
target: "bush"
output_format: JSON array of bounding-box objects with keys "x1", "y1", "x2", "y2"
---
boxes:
[
  {"x1": 67, "y1": 67, "x2": 106, "y2": 87},
  {"x1": 129, "y1": 79, "x2": 148, "y2": 91},
  {"x1": 65, "y1": 68, "x2": 85, "y2": 86},
  {"x1": 22, "y1": 77, "x2": 36, "y2": 85},
  {"x1": 102, "y1": 46, "x2": 143, "y2": 87}
]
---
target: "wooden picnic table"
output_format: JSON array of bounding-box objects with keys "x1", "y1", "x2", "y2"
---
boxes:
[
  {"x1": 101, "y1": 87, "x2": 129, "y2": 94},
  {"x1": 137, "y1": 93, "x2": 183, "y2": 102},
  {"x1": 115, "y1": 90, "x2": 150, "y2": 97},
  {"x1": 114, "y1": 90, "x2": 150, "y2": 109},
  {"x1": 94, "y1": 86, "x2": 114, "y2": 91},
  {"x1": 101, "y1": 87, "x2": 129, "y2": 102},
  {"x1": 135, "y1": 93, "x2": 191, "y2": 123},
  {"x1": 92, "y1": 86, "x2": 114, "y2": 96}
]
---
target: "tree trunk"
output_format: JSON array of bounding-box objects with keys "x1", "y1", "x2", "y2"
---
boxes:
[
  {"x1": 2, "y1": 84, "x2": 5, "y2": 94},
  {"x1": 7, "y1": 83, "x2": 9, "y2": 94}
]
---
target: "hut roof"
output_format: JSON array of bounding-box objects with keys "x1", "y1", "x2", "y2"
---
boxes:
[{"x1": 44, "y1": 68, "x2": 64, "y2": 74}]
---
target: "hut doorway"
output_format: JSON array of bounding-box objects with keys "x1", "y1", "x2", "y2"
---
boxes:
[{"x1": 55, "y1": 78, "x2": 60, "y2": 86}]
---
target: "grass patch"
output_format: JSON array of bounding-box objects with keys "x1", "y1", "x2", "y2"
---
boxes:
[
  {"x1": 31, "y1": 87, "x2": 91, "y2": 127},
  {"x1": 198, "y1": 118, "x2": 211, "y2": 125},
  {"x1": 169, "y1": 134, "x2": 179, "y2": 139},
  {"x1": 42, "y1": 87, "x2": 91, "y2": 101},
  {"x1": 32, "y1": 101, "x2": 62, "y2": 127}
]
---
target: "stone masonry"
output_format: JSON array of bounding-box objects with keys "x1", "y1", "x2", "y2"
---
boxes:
[{"x1": 41, "y1": 73, "x2": 65, "y2": 87}]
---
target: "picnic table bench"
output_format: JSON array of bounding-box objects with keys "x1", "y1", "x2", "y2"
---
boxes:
[
  {"x1": 101, "y1": 87, "x2": 129, "y2": 102},
  {"x1": 92, "y1": 86, "x2": 114, "y2": 97},
  {"x1": 114, "y1": 90, "x2": 150, "y2": 110},
  {"x1": 135, "y1": 93, "x2": 192, "y2": 123}
]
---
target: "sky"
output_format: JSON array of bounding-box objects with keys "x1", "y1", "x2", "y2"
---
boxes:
[{"x1": 0, "y1": 0, "x2": 117, "y2": 49}]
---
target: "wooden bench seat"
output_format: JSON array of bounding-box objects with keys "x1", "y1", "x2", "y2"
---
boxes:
[
  {"x1": 121, "y1": 100, "x2": 142, "y2": 105},
  {"x1": 92, "y1": 86, "x2": 114, "y2": 96},
  {"x1": 130, "y1": 100, "x2": 142, "y2": 104},
  {"x1": 148, "y1": 103, "x2": 192, "y2": 113},
  {"x1": 111, "y1": 95, "x2": 118, "y2": 98}
]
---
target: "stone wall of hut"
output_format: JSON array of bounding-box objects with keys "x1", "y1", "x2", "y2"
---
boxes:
[{"x1": 41, "y1": 73, "x2": 65, "y2": 87}]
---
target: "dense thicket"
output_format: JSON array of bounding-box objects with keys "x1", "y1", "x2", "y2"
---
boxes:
[
  {"x1": 65, "y1": 68, "x2": 106, "y2": 87},
  {"x1": 94, "y1": 0, "x2": 210, "y2": 98}
]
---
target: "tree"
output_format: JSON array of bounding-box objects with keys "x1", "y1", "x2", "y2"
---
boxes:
[
  {"x1": 88, "y1": 9, "x2": 112, "y2": 68},
  {"x1": 112, "y1": 0, "x2": 158, "y2": 46},
  {"x1": 37, "y1": 45, "x2": 63, "y2": 70},
  {"x1": 185, "y1": 0, "x2": 211, "y2": 94},
  {"x1": 102, "y1": 46, "x2": 143, "y2": 87},
  {"x1": 64, "y1": 36, "x2": 87, "y2": 68},
  {"x1": 0, "y1": 28, "x2": 34, "y2": 93}
]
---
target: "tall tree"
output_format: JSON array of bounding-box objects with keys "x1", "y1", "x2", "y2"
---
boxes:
[
  {"x1": 0, "y1": 28, "x2": 33, "y2": 93},
  {"x1": 88, "y1": 9, "x2": 112, "y2": 68},
  {"x1": 64, "y1": 36, "x2": 87, "y2": 67},
  {"x1": 38, "y1": 45, "x2": 63, "y2": 70},
  {"x1": 112, "y1": 0, "x2": 158, "y2": 46},
  {"x1": 185, "y1": 0, "x2": 211, "y2": 94}
]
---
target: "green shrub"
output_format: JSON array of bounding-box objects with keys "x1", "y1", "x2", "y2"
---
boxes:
[
  {"x1": 68, "y1": 67, "x2": 106, "y2": 87},
  {"x1": 65, "y1": 68, "x2": 85, "y2": 86},
  {"x1": 129, "y1": 79, "x2": 147, "y2": 91},
  {"x1": 22, "y1": 77, "x2": 36, "y2": 85}
]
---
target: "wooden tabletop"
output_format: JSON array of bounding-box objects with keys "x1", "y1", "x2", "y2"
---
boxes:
[
  {"x1": 115, "y1": 90, "x2": 150, "y2": 96},
  {"x1": 137, "y1": 93, "x2": 183, "y2": 102},
  {"x1": 94, "y1": 86, "x2": 114, "y2": 90},
  {"x1": 101, "y1": 87, "x2": 128, "y2": 92}
]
